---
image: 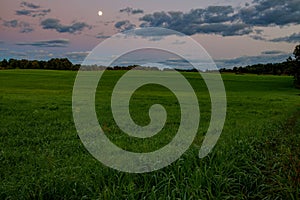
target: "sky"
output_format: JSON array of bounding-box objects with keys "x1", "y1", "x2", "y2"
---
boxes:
[{"x1": 0, "y1": 0, "x2": 299, "y2": 68}]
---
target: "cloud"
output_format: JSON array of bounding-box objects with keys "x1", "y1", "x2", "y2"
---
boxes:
[
  {"x1": 134, "y1": 27, "x2": 182, "y2": 37},
  {"x1": 16, "y1": 2, "x2": 51, "y2": 17},
  {"x1": 16, "y1": 10, "x2": 31, "y2": 16},
  {"x1": 216, "y1": 53, "x2": 291, "y2": 68},
  {"x1": 20, "y1": 27, "x2": 34, "y2": 33},
  {"x1": 16, "y1": 39, "x2": 70, "y2": 47},
  {"x1": 96, "y1": 34, "x2": 110, "y2": 39},
  {"x1": 64, "y1": 51, "x2": 90, "y2": 63},
  {"x1": 136, "y1": 1, "x2": 299, "y2": 38},
  {"x1": 238, "y1": 0, "x2": 300, "y2": 26},
  {"x1": 3, "y1": 20, "x2": 34, "y2": 33},
  {"x1": 114, "y1": 27, "x2": 184, "y2": 41},
  {"x1": 261, "y1": 50, "x2": 286, "y2": 55},
  {"x1": 114, "y1": 20, "x2": 136, "y2": 31},
  {"x1": 140, "y1": 6, "x2": 235, "y2": 27},
  {"x1": 269, "y1": 33, "x2": 300, "y2": 43},
  {"x1": 0, "y1": 49, "x2": 78, "y2": 61},
  {"x1": 21, "y1": 2, "x2": 40, "y2": 9},
  {"x1": 3, "y1": 20, "x2": 18, "y2": 28},
  {"x1": 16, "y1": 9, "x2": 51, "y2": 17},
  {"x1": 97, "y1": 36, "x2": 110, "y2": 39},
  {"x1": 120, "y1": 7, "x2": 144, "y2": 15},
  {"x1": 249, "y1": 35, "x2": 267, "y2": 41},
  {"x1": 195, "y1": 23, "x2": 252, "y2": 36},
  {"x1": 132, "y1": 9, "x2": 144, "y2": 15},
  {"x1": 41, "y1": 18, "x2": 91, "y2": 34},
  {"x1": 8, "y1": 51, "x2": 27, "y2": 57},
  {"x1": 103, "y1": 20, "x2": 115, "y2": 26},
  {"x1": 138, "y1": 6, "x2": 252, "y2": 36}
]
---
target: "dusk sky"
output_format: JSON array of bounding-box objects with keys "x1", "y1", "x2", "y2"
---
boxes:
[{"x1": 0, "y1": 0, "x2": 299, "y2": 68}]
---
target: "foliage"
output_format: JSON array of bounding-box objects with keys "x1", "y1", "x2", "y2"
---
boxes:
[
  {"x1": 220, "y1": 44, "x2": 300, "y2": 88},
  {"x1": 219, "y1": 61, "x2": 295, "y2": 76},
  {"x1": 1, "y1": 45, "x2": 299, "y2": 81},
  {"x1": 0, "y1": 58, "x2": 80, "y2": 71},
  {"x1": 292, "y1": 44, "x2": 300, "y2": 87}
]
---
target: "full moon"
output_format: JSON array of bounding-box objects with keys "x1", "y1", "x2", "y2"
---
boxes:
[{"x1": 98, "y1": 11, "x2": 103, "y2": 16}]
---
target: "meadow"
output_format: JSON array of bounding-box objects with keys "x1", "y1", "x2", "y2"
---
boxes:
[{"x1": 0, "y1": 69, "x2": 299, "y2": 199}]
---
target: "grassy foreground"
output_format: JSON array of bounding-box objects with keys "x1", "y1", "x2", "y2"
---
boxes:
[{"x1": 0, "y1": 70, "x2": 299, "y2": 199}]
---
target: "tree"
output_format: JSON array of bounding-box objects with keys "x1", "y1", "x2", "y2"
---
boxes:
[
  {"x1": 8, "y1": 59, "x2": 19, "y2": 69},
  {"x1": 0, "y1": 59, "x2": 8, "y2": 69},
  {"x1": 294, "y1": 45, "x2": 300, "y2": 61},
  {"x1": 292, "y1": 44, "x2": 300, "y2": 88}
]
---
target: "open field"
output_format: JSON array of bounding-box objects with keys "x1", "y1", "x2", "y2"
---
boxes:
[{"x1": 1, "y1": 70, "x2": 300, "y2": 199}]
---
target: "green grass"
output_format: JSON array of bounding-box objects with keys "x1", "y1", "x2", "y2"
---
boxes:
[{"x1": 0, "y1": 69, "x2": 300, "y2": 199}]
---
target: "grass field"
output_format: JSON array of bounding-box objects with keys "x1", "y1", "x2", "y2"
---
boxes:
[{"x1": 1, "y1": 69, "x2": 300, "y2": 199}]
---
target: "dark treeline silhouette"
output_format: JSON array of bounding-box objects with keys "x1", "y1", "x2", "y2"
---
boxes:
[
  {"x1": 292, "y1": 44, "x2": 300, "y2": 88},
  {"x1": 0, "y1": 45, "x2": 299, "y2": 87},
  {"x1": 220, "y1": 44, "x2": 300, "y2": 88},
  {"x1": 106, "y1": 65, "x2": 160, "y2": 71},
  {"x1": 78, "y1": 65, "x2": 161, "y2": 71},
  {"x1": 219, "y1": 61, "x2": 295, "y2": 75},
  {"x1": 0, "y1": 58, "x2": 80, "y2": 71},
  {"x1": 0, "y1": 59, "x2": 161, "y2": 71}
]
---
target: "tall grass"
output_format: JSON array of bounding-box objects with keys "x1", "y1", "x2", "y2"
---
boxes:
[{"x1": 0, "y1": 70, "x2": 299, "y2": 199}]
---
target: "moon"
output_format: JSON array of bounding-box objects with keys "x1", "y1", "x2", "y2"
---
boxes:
[{"x1": 98, "y1": 11, "x2": 103, "y2": 16}]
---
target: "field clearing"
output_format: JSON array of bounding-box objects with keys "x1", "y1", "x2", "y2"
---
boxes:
[{"x1": 0, "y1": 70, "x2": 300, "y2": 199}]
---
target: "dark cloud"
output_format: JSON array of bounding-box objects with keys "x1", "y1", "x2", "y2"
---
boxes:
[
  {"x1": 16, "y1": 39, "x2": 70, "y2": 47},
  {"x1": 132, "y1": 9, "x2": 144, "y2": 15},
  {"x1": 157, "y1": 58, "x2": 191, "y2": 69},
  {"x1": 196, "y1": 23, "x2": 252, "y2": 36},
  {"x1": 203, "y1": 6, "x2": 235, "y2": 23},
  {"x1": 270, "y1": 33, "x2": 300, "y2": 43},
  {"x1": 114, "y1": 20, "x2": 136, "y2": 31},
  {"x1": 21, "y1": 2, "x2": 40, "y2": 9},
  {"x1": 254, "y1": 29, "x2": 264, "y2": 34},
  {"x1": 135, "y1": 1, "x2": 299, "y2": 38},
  {"x1": 16, "y1": 10, "x2": 32, "y2": 16},
  {"x1": 41, "y1": 18, "x2": 91, "y2": 34},
  {"x1": 134, "y1": 27, "x2": 182, "y2": 37},
  {"x1": 3, "y1": 20, "x2": 18, "y2": 28},
  {"x1": 16, "y1": 2, "x2": 50, "y2": 17},
  {"x1": 3, "y1": 20, "x2": 34, "y2": 33},
  {"x1": 16, "y1": 9, "x2": 51, "y2": 17},
  {"x1": 20, "y1": 26, "x2": 34, "y2": 33},
  {"x1": 138, "y1": 6, "x2": 252, "y2": 36},
  {"x1": 140, "y1": 6, "x2": 235, "y2": 26},
  {"x1": 216, "y1": 53, "x2": 291, "y2": 68},
  {"x1": 96, "y1": 33, "x2": 110, "y2": 39},
  {"x1": 110, "y1": 48, "x2": 192, "y2": 69},
  {"x1": 249, "y1": 35, "x2": 267, "y2": 41},
  {"x1": 114, "y1": 27, "x2": 184, "y2": 42},
  {"x1": 120, "y1": 7, "x2": 144, "y2": 15},
  {"x1": 261, "y1": 50, "x2": 286, "y2": 55},
  {"x1": 238, "y1": 0, "x2": 300, "y2": 26},
  {"x1": 100, "y1": 20, "x2": 115, "y2": 26},
  {"x1": 96, "y1": 36, "x2": 110, "y2": 39}
]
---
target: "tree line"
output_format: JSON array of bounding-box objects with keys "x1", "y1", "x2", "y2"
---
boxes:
[
  {"x1": 219, "y1": 61, "x2": 295, "y2": 75},
  {"x1": 0, "y1": 45, "x2": 299, "y2": 87},
  {"x1": 0, "y1": 58, "x2": 80, "y2": 71},
  {"x1": 221, "y1": 44, "x2": 300, "y2": 87}
]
